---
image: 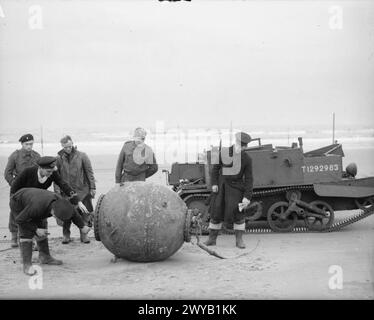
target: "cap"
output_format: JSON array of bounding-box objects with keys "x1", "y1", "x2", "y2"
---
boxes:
[
  {"x1": 19, "y1": 134, "x2": 34, "y2": 143},
  {"x1": 52, "y1": 199, "x2": 75, "y2": 221},
  {"x1": 37, "y1": 156, "x2": 57, "y2": 169},
  {"x1": 133, "y1": 127, "x2": 147, "y2": 139},
  {"x1": 235, "y1": 132, "x2": 252, "y2": 145}
]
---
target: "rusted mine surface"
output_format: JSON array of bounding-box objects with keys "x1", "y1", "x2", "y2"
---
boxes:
[{"x1": 97, "y1": 182, "x2": 188, "y2": 262}]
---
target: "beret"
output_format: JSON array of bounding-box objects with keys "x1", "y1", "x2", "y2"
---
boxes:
[
  {"x1": 235, "y1": 132, "x2": 252, "y2": 144},
  {"x1": 37, "y1": 156, "x2": 57, "y2": 169},
  {"x1": 19, "y1": 134, "x2": 34, "y2": 143},
  {"x1": 52, "y1": 199, "x2": 75, "y2": 221}
]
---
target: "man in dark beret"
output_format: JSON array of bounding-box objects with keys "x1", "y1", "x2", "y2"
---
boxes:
[
  {"x1": 10, "y1": 188, "x2": 76, "y2": 275},
  {"x1": 205, "y1": 131, "x2": 254, "y2": 249},
  {"x1": 10, "y1": 156, "x2": 91, "y2": 243},
  {"x1": 3, "y1": 133, "x2": 40, "y2": 248}
]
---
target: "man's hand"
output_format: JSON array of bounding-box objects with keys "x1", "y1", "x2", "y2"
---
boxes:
[
  {"x1": 77, "y1": 201, "x2": 89, "y2": 214},
  {"x1": 212, "y1": 185, "x2": 219, "y2": 193},
  {"x1": 36, "y1": 228, "x2": 48, "y2": 237},
  {"x1": 81, "y1": 225, "x2": 91, "y2": 234},
  {"x1": 90, "y1": 189, "x2": 96, "y2": 199},
  {"x1": 242, "y1": 197, "x2": 250, "y2": 205}
]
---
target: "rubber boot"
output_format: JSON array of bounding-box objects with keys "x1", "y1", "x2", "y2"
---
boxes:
[
  {"x1": 62, "y1": 221, "x2": 72, "y2": 244},
  {"x1": 37, "y1": 238, "x2": 63, "y2": 265},
  {"x1": 80, "y1": 229, "x2": 90, "y2": 244},
  {"x1": 204, "y1": 229, "x2": 219, "y2": 246},
  {"x1": 19, "y1": 241, "x2": 36, "y2": 276},
  {"x1": 62, "y1": 230, "x2": 71, "y2": 244},
  {"x1": 31, "y1": 238, "x2": 39, "y2": 251},
  {"x1": 11, "y1": 232, "x2": 19, "y2": 248},
  {"x1": 235, "y1": 230, "x2": 246, "y2": 249}
]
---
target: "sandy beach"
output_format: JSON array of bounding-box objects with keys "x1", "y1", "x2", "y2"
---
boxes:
[{"x1": 0, "y1": 144, "x2": 373, "y2": 299}]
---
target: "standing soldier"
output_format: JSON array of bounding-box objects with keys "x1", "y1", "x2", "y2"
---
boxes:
[
  {"x1": 115, "y1": 127, "x2": 158, "y2": 183},
  {"x1": 10, "y1": 188, "x2": 76, "y2": 275},
  {"x1": 205, "y1": 132, "x2": 253, "y2": 249},
  {"x1": 56, "y1": 135, "x2": 96, "y2": 244},
  {"x1": 3, "y1": 134, "x2": 40, "y2": 248}
]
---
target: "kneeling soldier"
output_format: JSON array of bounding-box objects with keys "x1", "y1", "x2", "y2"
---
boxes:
[{"x1": 10, "y1": 188, "x2": 77, "y2": 275}]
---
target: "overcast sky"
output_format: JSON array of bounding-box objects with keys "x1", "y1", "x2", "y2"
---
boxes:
[{"x1": 0, "y1": 0, "x2": 373, "y2": 131}]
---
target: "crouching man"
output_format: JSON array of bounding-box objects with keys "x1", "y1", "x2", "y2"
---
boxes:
[{"x1": 10, "y1": 187, "x2": 83, "y2": 276}]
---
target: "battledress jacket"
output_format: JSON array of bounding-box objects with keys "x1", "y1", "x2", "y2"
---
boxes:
[
  {"x1": 115, "y1": 141, "x2": 158, "y2": 183},
  {"x1": 211, "y1": 145, "x2": 254, "y2": 200},
  {"x1": 4, "y1": 149, "x2": 40, "y2": 186},
  {"x1": 55, "y1": 147, "x2": 96, "y2": 201},
  {"x1": 11, "y1": 188, "x2": 59, "y2": 236},
  {"x1": 10, "y1": 166, "x2": 85, "y2": 229}
]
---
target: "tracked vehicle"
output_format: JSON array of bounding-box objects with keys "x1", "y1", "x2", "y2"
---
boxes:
[{"x1": 163, "y1": 137, "x2": 374, "y2": 233}]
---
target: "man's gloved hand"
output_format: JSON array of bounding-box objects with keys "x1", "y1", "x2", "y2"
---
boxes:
[
  {"x1": 212, "y1": 185, "x2": 218, "y2": 193},
  {"x1": 77, "y1": 201, "x2": 89, "y2": 214},
  {"x1": 80, "y1": 225, "x2": 91, "y2": 234},
  {"x1": 36, "y1": 228, "x2": 49, "y2": 237},
  {"x1": 242, "y1": 197, "x2": 251, "y2": 205},
  {"x1": 90, "y1": 189, "x2": 96, "y2": 199},
  {"x1": 238, "y1": 197, "x2": 251, "y2": 212}
]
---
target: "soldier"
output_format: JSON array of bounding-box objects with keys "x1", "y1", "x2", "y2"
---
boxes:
[
  {"x1": 205, "y1": 132, "x2": 253, "y2": 249},
  {"x1": 3, "y1": 134, "x2": 41, "y2": 248},
  {"x1": 115, "y1": 127, "x2": 158, "y2": 183},
  {"x1": 55, "y1": 135, "x2": 96, "y2": 244},
  {"x1": 10, "y1": 156, "x2": 91, "y2": 242},
  {"x1": 10, "y1": 188, "x2": 76, "y2": 275}
]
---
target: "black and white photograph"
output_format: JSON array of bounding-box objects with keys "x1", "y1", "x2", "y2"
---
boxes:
[{"x1": 0, "y1": 0, "x2": 373, "y2": 304}]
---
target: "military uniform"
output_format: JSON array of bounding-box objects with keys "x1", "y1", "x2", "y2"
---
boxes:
[
  {"x1": 205, "y1": 132, "x2": 253, "y2": 249},
  {"x1": 3, "y1": 134, "x2": 40, "y2": 245},
  {"x1": 56, "y1": 147, "x2": 96, "y2": 242},
  {"x1": 115, "y1": 140, "x2": 158, "y2": 183},
  {"x1": 10, "y1": 188, "x2": 75, "y2": 275},
  {"x1": 209, "y1": 145, "x2": 254, "y2": 229},
  {"x1": 10, "y1": 159, "x2": 85, "y2": 231}
]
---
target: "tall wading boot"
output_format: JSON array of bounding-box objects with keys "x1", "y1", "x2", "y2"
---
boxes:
[
  {"x1": 37, "y1": 238, "x2": 63, "y2": 265},
  {"x1": 62, "y1": 230, "x2": 71, "y2": 244},
  {"x1": 19, "y1": 240, "x2": 36, "y2": 276},
  {"x1": 11, "y1": 232, "x2": 19, "y2": 248},
  {"x1": 62, "y1": 221, "x2": 71, "y2": 244},
  {"x1": 204, "y1": 229, "x2": 219, "y2": 246},
  {"x1": 235, "y1": 230, "x2": 246, "y2": 249},
  {"x1": 80, "y1": 229, "x2": 90, "y2": 244}
]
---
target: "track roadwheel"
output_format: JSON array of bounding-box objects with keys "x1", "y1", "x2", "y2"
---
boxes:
[
  {"x1": 267, "y1": 201, "x2": 297, "y2": 232},
  {"x1": 305, "y1": 200, "x2": 334, "y2": 231},
  {"x1": 355, "y1": 197, "x2": 374, "y2": 209},
  {"x1": 93, "y1": 194, "x2": 105, "y2": 241}
]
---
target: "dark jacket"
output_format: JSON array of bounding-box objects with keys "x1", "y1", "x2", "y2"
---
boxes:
[
  {"x1": 56, "y1": 147, "x2": 96, "y2": 200},
  {"x1": 115, "y1": 141, "x2": 158, "y2": 183},
  {"x1": 211, "y1": 145, "x2": 254, "y2": 200},
  {"x1": 11, "y1": 188, "x2": 58, "y2": 234},
  {"x1": 10, "y1": 166, "x2": 77, "y2": 203},
  {"x1": 4, "y1": 149, "x2": 40, "y2": 186}
]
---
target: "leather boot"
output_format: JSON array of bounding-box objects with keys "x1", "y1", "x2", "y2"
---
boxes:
[
  {"x1": 37, "y1": 238, "x2": 63, "y2": 265},
  {"x1": 11, "y1": 232, "x2": 19, "y2": 248},
  {"x1": 19, "y1": 241, "x2": 36, "y2": 276},
  {"x1": 80, "y1": 229, "x2": 90, "y2": 244},
  {"x1": 204, "y1": 229, "x2": 219, "y2": 246},
  {"x1": 235, "y1": 230, "x2": 246, "y2": 249}
]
